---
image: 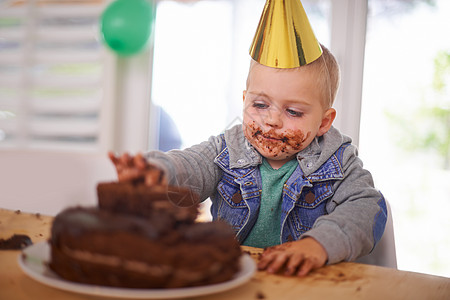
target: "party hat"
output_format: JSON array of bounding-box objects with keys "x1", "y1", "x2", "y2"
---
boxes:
[{"x1": 250, "y1": 0, "x2": 322, "y2": 68}]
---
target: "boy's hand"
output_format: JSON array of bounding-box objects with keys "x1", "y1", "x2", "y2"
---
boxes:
[
  {"x1": 108, "y1": 152, "x2": 167, "y2": 186},
  {"x1": 257, "y1": 237, "x2": 328, "y2": 277}
]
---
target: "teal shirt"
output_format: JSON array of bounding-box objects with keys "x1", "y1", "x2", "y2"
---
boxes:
[{"x1": 243, "y1": 158, "x2": 298, "y2": 248}]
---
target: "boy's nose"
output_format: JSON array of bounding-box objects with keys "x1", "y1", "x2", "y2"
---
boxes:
[{"x1": 265, "y1": 109, "x2": 283, "y2": 128}]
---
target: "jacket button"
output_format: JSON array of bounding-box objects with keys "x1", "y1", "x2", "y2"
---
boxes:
[
  {"x1": 237, "y1": 159, "x2": 245, "y2": 164},
  {"x1": 304, "y1": 191, "x2": 316, "y2": 204},
  {"x1": 231, "y1": 192, "x2": 243, "y2": 204}
]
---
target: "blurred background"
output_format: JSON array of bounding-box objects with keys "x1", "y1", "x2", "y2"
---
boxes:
[{"x1": 0, "y1": 0, "x2": 448, "y2": 278}]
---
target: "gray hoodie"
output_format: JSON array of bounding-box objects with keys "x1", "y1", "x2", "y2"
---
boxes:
[{"x1": 146, "y1": 124, "x2": 387, "y2": 264}]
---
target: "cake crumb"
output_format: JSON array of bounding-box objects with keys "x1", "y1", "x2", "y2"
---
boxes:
[
  {"x1": 0, "y1": 234, "x2": 32, "y2": 250},
  {"x1": 256, "y1": 291, "x2": 266, "y2": 299},
  {"x1": 15, "y1": 210, "x2": 21, "y2": 214}
]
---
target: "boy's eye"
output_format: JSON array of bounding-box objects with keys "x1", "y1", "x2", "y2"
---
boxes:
[
  {"x1": 286, "y1": 108, "x2": 303, "y2": 117},
  {"x1": 252, "y1": 102, "x2": 268, "y2": 109}
]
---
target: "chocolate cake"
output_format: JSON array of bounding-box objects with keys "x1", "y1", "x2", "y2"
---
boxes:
[
  {"x1": 97, "y1": 182, "x2": 199, "y2": 224},
  {"x1": 49, "y1": 183, "x2": 242, "y2": 289}
]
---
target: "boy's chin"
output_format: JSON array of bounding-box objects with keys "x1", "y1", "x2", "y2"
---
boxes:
[{"x1": 257, "y1": 149, "x2": 296, "y2": 162}]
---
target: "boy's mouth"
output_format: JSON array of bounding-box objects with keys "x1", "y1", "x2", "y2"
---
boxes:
[
  {"x1": 261, "y1": 133, "x2": 289, "y2": 143},
  {"x1": 250, "y1": 126, "x2": 283, "y2": 141},
  {"x1": 246, "y1": 121, "x2": 310, "y2": 153},
  {"x1": 262, "y1": 135, "x2": 285, "y2": 142}
]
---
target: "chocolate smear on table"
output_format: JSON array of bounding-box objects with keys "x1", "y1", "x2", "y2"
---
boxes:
[{"x1": 0, "y1": 234, "x2": 33, "y2": 250}]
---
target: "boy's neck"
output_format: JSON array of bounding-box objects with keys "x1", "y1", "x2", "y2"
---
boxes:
[{"x1": 265, "y1": 156, "x2": 297, "y2": 170}]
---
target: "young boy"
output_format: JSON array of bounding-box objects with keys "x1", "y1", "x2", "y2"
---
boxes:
[{"x1": 109, "y1": 1, "x2": 387, "y2": 277}]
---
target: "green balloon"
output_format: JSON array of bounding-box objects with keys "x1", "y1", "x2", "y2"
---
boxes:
[{"x1": 101, "y1": 0, "x2": 154, "y2": 56}]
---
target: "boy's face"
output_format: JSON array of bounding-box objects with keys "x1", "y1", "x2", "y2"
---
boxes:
[{"x1": 243, "y1": 62, "x2": 336, "y2": 168}]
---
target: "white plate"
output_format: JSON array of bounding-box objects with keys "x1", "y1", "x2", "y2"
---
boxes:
[{"x1": 18, "y1": 241, "x2": 256, "y2": 299}]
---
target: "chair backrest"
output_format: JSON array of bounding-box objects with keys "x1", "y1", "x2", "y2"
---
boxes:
[{"x1": 356, "y1": 200, "x2": 397, "y2": 268}]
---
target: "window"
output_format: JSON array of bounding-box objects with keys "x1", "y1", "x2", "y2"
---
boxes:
[
  {"x1": 0, "y1": 0, "x2": 108, "y2": 151},
  {"x1": 360, "y1": 0, "x2": 450, "y2": 277}
]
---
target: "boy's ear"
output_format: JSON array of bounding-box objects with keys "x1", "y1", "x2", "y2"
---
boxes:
[
  {"x1": 317, "y1": 108, "x2": 336, "y2": 137},
  {"x1": 243, "y1": 90, "x2": 247, "y2": 102}
]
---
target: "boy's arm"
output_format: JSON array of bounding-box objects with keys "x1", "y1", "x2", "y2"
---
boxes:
[
  {"x1": 302, "y1": 144, "x2": 388, "y2": 264},
  {"x1": 259, "y1": 144, "x2": 387, "y2": 275},
  {"x1": 144, "y1": 135, "x2": 225, "y2": 201}
]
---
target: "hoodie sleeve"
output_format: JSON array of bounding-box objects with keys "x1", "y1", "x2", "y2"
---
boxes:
[
  {"x1": 302, "y1": 144, "x2": 388, "y2": 264},
  {"x1": 144, "y1": 134, "x2": 224, "y2": 202}
]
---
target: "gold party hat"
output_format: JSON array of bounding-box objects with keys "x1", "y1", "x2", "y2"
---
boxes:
[{"x1": 250, "y1": 0, "x2": 322, "y2": 68}]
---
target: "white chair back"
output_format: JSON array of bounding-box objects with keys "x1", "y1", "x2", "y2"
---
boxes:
[{"x1": 356, "y1": 200, "x2": 397, "y2": 268}]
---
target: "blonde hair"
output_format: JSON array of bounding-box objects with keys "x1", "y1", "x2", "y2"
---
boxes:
[
  {"x1": 307, "y1": 44, "x2": 340, "y2": 109},
  {"x1": 246, "y1": 44, "x2": 340, "y2": 109}
]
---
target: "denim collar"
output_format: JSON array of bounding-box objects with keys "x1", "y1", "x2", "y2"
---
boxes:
[{"x1": 221, "y1": 124, "x2": 350, "y2": 179}]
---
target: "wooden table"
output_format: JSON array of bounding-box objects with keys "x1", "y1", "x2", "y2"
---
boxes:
[{"x1": 1, "y1": 208, "x2": 449, "y2": 300}]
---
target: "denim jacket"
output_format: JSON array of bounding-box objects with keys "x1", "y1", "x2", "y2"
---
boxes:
[{"x1": 146, "y1": 124, "x2": 387, "y2": 264}]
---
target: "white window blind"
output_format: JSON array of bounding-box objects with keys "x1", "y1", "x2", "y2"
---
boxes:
[{"x1": 0, "y1": 0, "x2": 108, "y2": 151}]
